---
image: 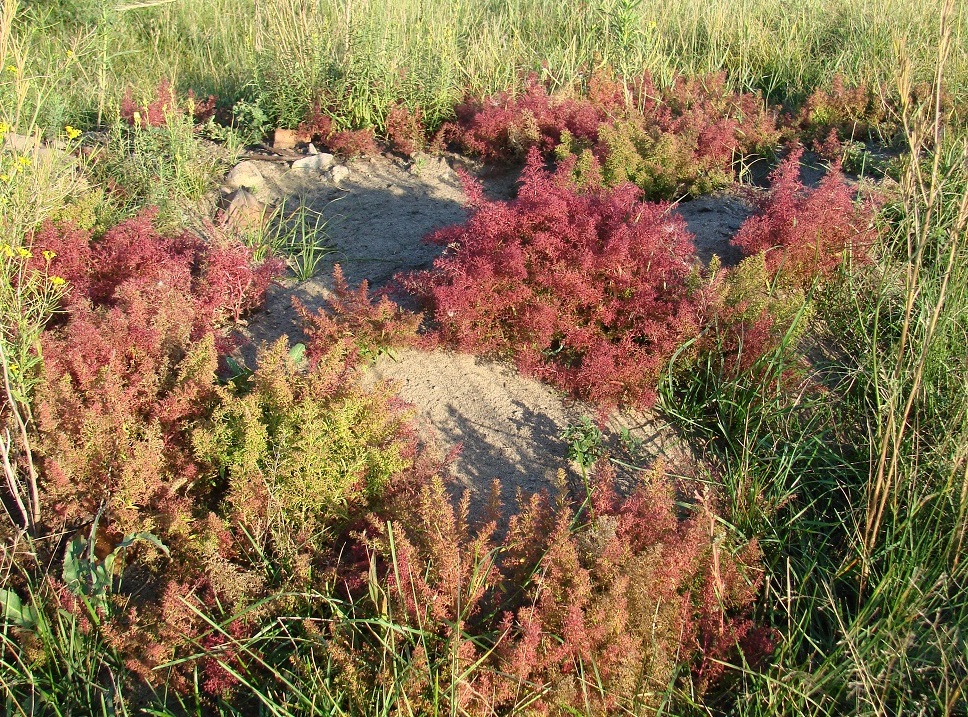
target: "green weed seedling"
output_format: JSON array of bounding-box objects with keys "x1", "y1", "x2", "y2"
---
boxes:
[
  {"x1": 562, "y1": 416, "x2": 604, "y2": 472},
  {"x1": 63, "y1": 525, "x2": 169, "y2": 608},
  {"x1": 268, "y1": 199, "x2": 336, "y2": 281}
]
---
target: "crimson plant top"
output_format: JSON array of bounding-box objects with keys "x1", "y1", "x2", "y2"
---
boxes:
[{"x1": 403, "y1": 149, "x2": 708, "y2": 408}]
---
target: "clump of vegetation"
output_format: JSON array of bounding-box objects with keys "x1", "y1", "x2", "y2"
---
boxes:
[
  {"x1": 120, "y1": 79, "x2": 216, "y2": 129},
  {"x1": 2, "y1": 212, "x2": 433, "y2": 699},
  {"x1": 446, "y1": 71, "x2": 780, "y2": 199},
  {"x1": 316, "y1": 467, "x2": 772, "y2": 715},
  {"x1": 731, "y1": 146, "x2": 876, "y2": 287},
  {"x1": 578, "y1": 73, "x2": 780, "y2": 199},
  {"x1": 296, "y1": 263, "x2": 423, "y2": 363},
  {"x1": 193, "y1": 336, "x2": 422, "y2": 568},
  {"x1": 441, "y1": 72, "x2": 626, "y2": 162},
  {"x1": 297, "y1": 105, "x2": 382, "y2": 157},
  {"x1": 384, "y1": 103, "x2": 427, "y2": 157},
  {"x1": 29, "y1": 210, "x2": 282, "y2": 530},
  {"x1": 404, "y1": 149, "x2": 706, "y2": 407}
]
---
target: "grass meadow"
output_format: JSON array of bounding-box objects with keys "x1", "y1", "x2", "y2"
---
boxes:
[{"x1": 2, "y1": 0, "x2": 968, "y2": 714}]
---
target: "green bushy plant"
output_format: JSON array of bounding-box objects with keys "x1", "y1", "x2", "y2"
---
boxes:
[{"x1": 193, "y1": 338, "x2": 418, "y2": 561}]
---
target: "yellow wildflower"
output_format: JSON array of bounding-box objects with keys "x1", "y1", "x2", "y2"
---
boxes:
[
  {"x1": 17, "y1": 248, "x2": 31, "y2": 259},
  {"x1": 8, "y1": 363, "x2": 18, "y2": 374},
  {"x1": 0, "y1": 174, "x2": 9, "y2": 183},
  {"x1": 0, "y1": 121, "x2": 8, "y2": 136},
  {"x1": 5, "y1": 65, "x2": 15, "y2": 74},
  {"x1": 43, "y1": 250, "x2": 56, "y2": 263},
  {"x1": 17, "y1": 155, "x2": 30, "y2": 167},
  {"x1": 49, "y1": 275, "x2": 66, "y2": 287},
  {"x1": 64, "y1": 125, "x2": 81, "y2": 141}
]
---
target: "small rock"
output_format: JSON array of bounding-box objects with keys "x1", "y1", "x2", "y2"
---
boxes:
[
  {"x1": 3, "y1": 131, "x2": 70, "y2": 163},
  {"x1": 272, "y1": 128, "x2": 310, "y2": 150},
  {"x1": 217, "y1": 187, "x2": 271, "y2": 232},
  {"x1": 291, "y1": 152, "x2": 334, "y2": 172},
  {"x1": 307, "y1": 142, "x2": 319, "y2": 155},
  {"x1": 225, "y1": 160, "x2": 271, "y2": 191},
  {"x1": 327, "y1": 164, "x2": 350, "y2": 184}
]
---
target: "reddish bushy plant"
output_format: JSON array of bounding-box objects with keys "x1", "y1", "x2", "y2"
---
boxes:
[
  {"x1": 731, "y1": 147, "x2": 876, "y2": 288},
  {"x1": 581, "y1": 73, "x2": 779, "y2": 199},
  {"x1": 295, "y1": 264, "x2": 423, "y2": 366},
  {"x1": 649, "y1": 72, "x2": 780, "y2": 157},
  {"x1": 27, "y1": 212, "x2": 280, "y2": 659},
  {"x1": 677, "y1": 148, "x2": 878, "y2": 379},
  {"x1": 29, "y1": 211, "x2": 283, "y2": 532},
  {"x1": 324, "y1": 463, "x2": 772, "y2": 714},
  {"x1": 385, "y1": 103, "x2": 426, "y2": 156},
  {"x1": 120, "y1": 79, "x2": 216, "y2": 128},
  {"x1": 22, "y1": 213, "x2": 433, "y2": 693},
  {"x1": 794, "y1": 75, "x2": 888, "y2": 144},
  {"x1": 442, "y1": 73, "x2": 624, "y2": 162},
  {"x1": 31, "y1": 209, "x2": 282, "y2": 329},
  {"x1": 444, "y1": 71, "x2": 779, "y2": 199},
  {"x1": 298, "y1": 102, "x2": 334, "y2": 141},
  {"x1": 403, "y1": 150, "x2": 706, "y2": 408},
  {"x1": 298, "y1": 103, "x2": 380, "y2": 157},
  {"x1": 327, "y1": 128, "x2": 380, "y2": 157}
]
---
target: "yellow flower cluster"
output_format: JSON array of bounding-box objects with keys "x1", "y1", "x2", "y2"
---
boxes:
[
  {"x1": 0, "y1": 245, "x2": 66, "y2": 286},
  {"x1": 0, "y1": 245, "x2": 33, "y2": 259}
]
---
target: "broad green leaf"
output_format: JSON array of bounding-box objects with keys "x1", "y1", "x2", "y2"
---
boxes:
[
  {"x1": 288, "y1": 342, "x2": 307, "y2": 364},
  {"x1": 0, "y1": 588, "x2": 38, "y2": 628},
  {"x1": 62, "y1": 536, "x2": 89, "y2": 591},
  {"x1": 114, "y1": 531, "x2": 170, "y2": 555}
]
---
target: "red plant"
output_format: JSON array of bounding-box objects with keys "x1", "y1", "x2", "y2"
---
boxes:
[
  {"x1": 385, "y1": 103, "x2": 426, "y2": 156},
  {"x1": 443, "y1": 70, "x2": 778, "y2": 199},
  {"x1": 795, "y1": 74, "x2": 885, "y2": 143},
  {"x1": 653, "y1": 72, "x2": 780, "y2": 156},
  {"x1": 295, "y1": 264, "x2": 423, "y2": 368},
  {"x1": 29, "y1": 211, "x2": 283, "y2": 531},
  {"x1": 348, "y1": 462, "x2": 774, "y2": 714},
  {"x1": 442, "y1": 73, "x2": 624, "y2": 162},
  {"x1": 298, "y1": 104, "x2": 380, "y2": 157},
  {"x1": 31, "y1": 209, "x2": 282, "y2": 329},
  {"x1": 120, "y1": 79, "x2": 216, "y2": 128},
  {"x1": 402, "y1": 150, "x2": 706, "y2": 408},
  {"x1": 731, "y1": 146, "x2": 876, "y2": 288},
  {"x1": 299, "y1": 102, "x2": 334, "y2": 140},
  {"x1": 327, "y1": 128, "x2": 380, "y2": 157}
]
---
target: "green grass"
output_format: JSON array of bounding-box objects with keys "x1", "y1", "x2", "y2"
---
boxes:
[
  {"x1": 4, "y1": 0, "x2": 967, "y2": 138},
  {"x1": 659, "y1": 54, "x2": 968, "y2": 712}
]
